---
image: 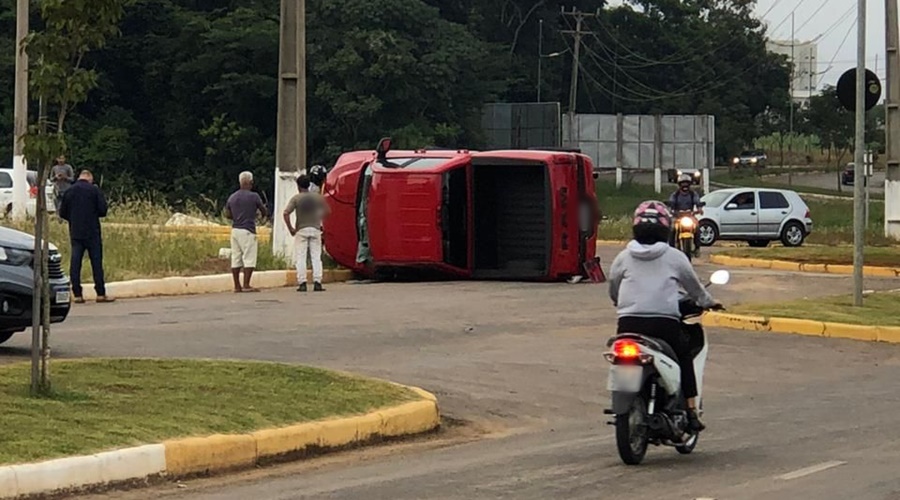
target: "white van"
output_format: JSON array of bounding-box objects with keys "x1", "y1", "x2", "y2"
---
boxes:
[{"x1": 0, "y1": 168, "x2": 56, "y2": 218}]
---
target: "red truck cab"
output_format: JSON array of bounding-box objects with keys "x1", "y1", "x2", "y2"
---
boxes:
[{"x1": 323, "y1": 138, "x2": 599, "y2": 281}]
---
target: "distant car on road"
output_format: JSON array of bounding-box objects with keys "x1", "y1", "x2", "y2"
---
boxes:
[
  {"x1": 0, "y1": 168, "x2": 56, "y2": 218},
  {"x1": 841, "y1": 163, "x2": 855, "y2": 186},
  {"x1": 732, "y1": 150, "x2": 767, "y2": 168},
  {"x1": 0, "y1": 226, "x2": 71, "y2": 345},
  {"x1": 666, "y1": 168, "x2": 702, "y2": 185},
  {"x1": 697, "y1": 187, "x2": 812, "y2": 248}
]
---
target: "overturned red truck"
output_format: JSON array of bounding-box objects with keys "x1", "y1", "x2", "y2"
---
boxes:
[{"x1": 322, "y1": 138, "x2": 601, "y2": 281}]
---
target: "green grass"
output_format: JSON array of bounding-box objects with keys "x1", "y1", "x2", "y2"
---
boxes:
[
  {"x1": 1, "y1": 199, "x2": 308, "y2": 282},
  {"x1": 731, "y1": 291, "x2": 900, "y2": 327},
  {"x1": 0, "y1": 359, "x2": 418, "y2": 465},
  {"x1": 720, "y1": 246, "x2": 900, "y2": 267},
  {"x1": 713, "y1": 170, "x2": 885, "y2": 200}
]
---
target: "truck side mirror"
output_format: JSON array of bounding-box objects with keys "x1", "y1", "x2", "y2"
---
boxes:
[{"x1": 376, "y1": 137, "x2": 392, "y2": 164}]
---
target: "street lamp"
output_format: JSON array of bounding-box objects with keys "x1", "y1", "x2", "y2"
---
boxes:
[{"x1": 537, "y1": 19, "x2": 568, "y2": 102}]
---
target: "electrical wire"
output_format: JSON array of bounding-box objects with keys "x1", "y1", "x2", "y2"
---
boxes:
[{"x1": 817, "y1": 14, "x2": 858, "y2": 87}]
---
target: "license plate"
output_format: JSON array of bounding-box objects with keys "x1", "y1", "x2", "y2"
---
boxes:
[
  {"x1": 55, "y1": 291, "x2": 70, "y2": 304},
  {"x1": 607, "y1": 365, "x2": 643, "y2": 392}
]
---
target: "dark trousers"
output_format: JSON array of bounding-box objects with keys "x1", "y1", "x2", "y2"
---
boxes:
[
  {"x1": 70, "y1": 235, "x2": 106, "y2": 297},
  {"x1": 617, "y1": 316, "x2": 698, "y2": 399}
]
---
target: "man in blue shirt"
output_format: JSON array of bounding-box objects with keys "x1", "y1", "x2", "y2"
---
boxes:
[{"x1": 59, "y1": 169, "x2": 114, "y2": 303}]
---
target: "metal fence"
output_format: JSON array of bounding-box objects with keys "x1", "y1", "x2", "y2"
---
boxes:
[{"x1": 482, "y1": 102, "x2": 561, "y2": 150}]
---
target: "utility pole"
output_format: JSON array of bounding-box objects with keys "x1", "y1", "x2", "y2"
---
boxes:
[
  {"x1": 560, "y1": 7, "x2": 598, "y2": 147},
  {"x1": 853, "y1": 0, "x2": 866, "y2": 306},
  {"x1": 537, "y1": 19, "x2": 543, "y2": 102},
  {"x1": 273, "y1": 0, "x2": 306, "y2": 259},
  {"x1": 789, "y1": 13, "x2": 795, "y2": 185},
  {"x1": 11, "y1": 0, "x2": 29, "y2": 221},
  {"x1": 885, "y1": 0, "x2": 900, "y2": 240}
]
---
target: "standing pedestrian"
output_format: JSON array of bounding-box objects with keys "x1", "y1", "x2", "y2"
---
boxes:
[
  {"x1": 225, "y1": 171, "x2": 267, "y2": 293},
  {"x1": 283, "y1": 174, "x2": 331, "y2": 292},
  {"x1": 51, "y1": 155, "x2": 75, "y2": 212},
  {"x1": 58, "y1": 169, "x2": 114, "y2": 304}
]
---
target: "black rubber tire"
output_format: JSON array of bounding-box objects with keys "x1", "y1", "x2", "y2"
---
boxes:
[
  {"x1": 616, "y1": 396, "x2": 649, "y2": 466},
  {"x1": 682, "y1": 239, "x2": 693, "y2": 262},
  {"x1": 781, "y1": 221, "x2": 806, "y2": 247},
  {"x1": 0, "y1": 331, "x2": 15, "y2": 345},
  {"x1": 698, "y1": 221, "x2": 718, "y2": 247},
  {"x1": 747, "y1": 239, "x2": 770, "y2": 248}
]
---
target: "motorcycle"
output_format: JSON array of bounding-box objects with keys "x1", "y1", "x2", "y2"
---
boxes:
[
  {"x1": 670, "y1": 203, "x2": 704, "y2": 262},
  {"x1": 603, "y1": 270, "x2": 730, "y2": 465}
]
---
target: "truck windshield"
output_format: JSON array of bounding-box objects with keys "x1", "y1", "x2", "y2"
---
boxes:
[{"x1": 383, "y1": 157, "x2": 453, "y2": 169}]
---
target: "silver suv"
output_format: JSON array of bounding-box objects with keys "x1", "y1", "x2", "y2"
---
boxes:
[{"x1": 697, "y1": 188, "x2": 813, "y2": 247}]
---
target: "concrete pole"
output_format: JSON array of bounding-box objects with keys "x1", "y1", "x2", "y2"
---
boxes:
[
  {"x1": 11, "y1": 0, "x2": 29, "y2": 220},
  {"x1": 885, "y1": 0, "x2": 900, "y2": 239},
  {"x1": 537, "y1": 19, "x2": 543, "y2": 103},
  {"x1": 853, "y1": 0, "x2": 866, "y2": 306},
  {"x1": 273, "y1": 0, "x2": 306, "y2": 259}
]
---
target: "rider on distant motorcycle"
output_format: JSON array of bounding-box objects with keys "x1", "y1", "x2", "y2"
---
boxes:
[
  {"x1": 667, "y1": 174, "x2": 703, "y2": 257},
  {"x1": 608, "y1": 201, "x2": 722, "y2": 432}
]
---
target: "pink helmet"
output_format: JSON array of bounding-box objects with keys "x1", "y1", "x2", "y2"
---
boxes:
[{"x1": 633, "y1": 200, "x2": 672, "y2": 229}]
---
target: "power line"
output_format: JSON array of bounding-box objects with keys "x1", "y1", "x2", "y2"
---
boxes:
[
  {"x1": 818, "y1": 13, "x2": 858, "y2": 87},
  {"x1": 795, "y1": 0, "x2": 835, "y2": 34}
]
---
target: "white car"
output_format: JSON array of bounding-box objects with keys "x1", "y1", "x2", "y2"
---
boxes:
[
  {"x1": 697, "y1": 188, "x2": 813, "y2": 247},
  {"x1": 0, "y1": 168, "x2": 56, "y2": 218}
]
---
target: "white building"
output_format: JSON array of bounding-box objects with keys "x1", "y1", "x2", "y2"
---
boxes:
[{"x1": 767, "y1": 39, "x2": 819, "y2": 108}]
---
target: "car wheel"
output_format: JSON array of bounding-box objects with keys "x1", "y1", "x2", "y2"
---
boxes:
[
  {"x1": 0, "y1": 331, "x2": 15, "y2": 345},
  {"x1": 747, "y1": 240, "x2": 770, "y2": 248},
  {"x1": 781, "y1": 221, "x2": 806, "y2": 247},
  {"x1": 698, "y1": 221, "x2": 718, "y2": 247}
]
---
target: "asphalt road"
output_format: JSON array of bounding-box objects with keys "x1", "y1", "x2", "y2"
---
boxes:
[{"x1": 6, "y1": 246, "x2": 900, "y2": 500}]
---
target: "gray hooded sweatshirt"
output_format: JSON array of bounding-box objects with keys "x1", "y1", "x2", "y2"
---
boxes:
[{"x1": 608, "y1": 241, "x2": 716, "y2": 320}]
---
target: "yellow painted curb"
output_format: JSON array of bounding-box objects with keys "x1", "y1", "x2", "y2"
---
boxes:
[
  {"x1": 704, "y1": 311, "x2": 900, "y2": 345},
  {"x1": 164, "y1": 385, "x2": 439, "y2": 476},
  {"x1": 709, "y1": 255, "x2": 900, "y2": 278},
  {"x1": 164, "y1": 434, "x2": 257, "y2": 476}
]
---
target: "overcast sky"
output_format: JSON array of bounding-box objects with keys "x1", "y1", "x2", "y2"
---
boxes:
[
  {"x1": 605, "y1": 0, "x2": 888, "y2": 90},
  {"x1": 757, "y1": 0, "x2": 886, "y2": 89}
]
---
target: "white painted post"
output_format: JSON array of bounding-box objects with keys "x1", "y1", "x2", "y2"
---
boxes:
[
  {"x1": 273, "y1": 170, "x2": 299, "y2": 261},
  {"x1": 616, "y1": 168, "x2": 623, "y2": 188}
]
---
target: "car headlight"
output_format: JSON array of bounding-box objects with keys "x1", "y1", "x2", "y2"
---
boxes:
[
  {"x1": 732, "y1": 158, "x2": 739, "y2": 164},
  {"x1": 680, "y1": 217, "x2": 694, "y2": 229},
  {"x1": 751, "y1": 158, "x2": 758, "y2": 163},
  {"x1": 0, "y1": 246, "x2": 33, "y2": 267},
  {"x1": 693, "y1": 171, "x2": 701, "y2": 177}
]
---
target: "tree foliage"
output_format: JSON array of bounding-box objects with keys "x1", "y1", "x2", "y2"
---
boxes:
[
  {"x1": 0, "y1": 0, "x2": 790, "y2": 207},
  {"x1": 21, "y1": 0, "x2": 126, "y2": 394}
]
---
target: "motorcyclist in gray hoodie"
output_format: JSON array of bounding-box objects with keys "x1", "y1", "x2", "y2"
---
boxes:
[{"x1": 608, "y1": 200, "x2": 722, "y2": 432}]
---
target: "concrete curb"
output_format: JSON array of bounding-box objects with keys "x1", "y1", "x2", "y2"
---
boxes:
[
  {"x1": 703, "y1": 311, "x2": 900, "y2": 344},
  {"x1": 80, "y1": 269, "x2": 355, "y2": 301},
  {"x1": 709, "y1": 254, "x2": 900, "y2": 278},
  {"x1": 0, "y1": 386, "x2": 439, "y2": 499}
]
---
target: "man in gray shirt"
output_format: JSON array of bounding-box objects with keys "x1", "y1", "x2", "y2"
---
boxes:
[
  {"x1": 50, "y1": 155, "x2": 75, "y2": 211},
  {"x1": 225, "y1": 171, "x2": 267, "y2": 293}
]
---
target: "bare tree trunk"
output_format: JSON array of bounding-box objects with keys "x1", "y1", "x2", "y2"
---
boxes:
[
  {"x1": 30, "y1": 96, "x2": 47, "y2": 395},
  {"x1": 39, "y1": 165, "x2": 51, "y2": 393}
]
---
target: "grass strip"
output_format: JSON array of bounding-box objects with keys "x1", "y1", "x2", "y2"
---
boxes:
[{"x1": 730, "y1": 292, "x2": 900, "y2": 327}]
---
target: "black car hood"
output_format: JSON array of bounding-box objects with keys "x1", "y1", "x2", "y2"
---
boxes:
[{"x1": 0, "y1": 226, "x2": 36, "y2": 251}]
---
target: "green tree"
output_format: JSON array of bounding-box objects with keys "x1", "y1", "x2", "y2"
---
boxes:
[{"x1": 22, "y1": 0, "x2": 126, "y2": 394}]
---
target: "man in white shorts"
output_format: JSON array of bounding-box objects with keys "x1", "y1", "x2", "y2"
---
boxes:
[
  {"x1": 283, "y1": 173, "x2": 331, "y2": 292},
  {"x1": 225, "y1": 171, "x2": 268, "y2": 292}
]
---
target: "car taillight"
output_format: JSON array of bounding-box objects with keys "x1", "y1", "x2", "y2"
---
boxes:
[
  {"x1": 29, "y1": 186, "x2": 37, "y2": 198},
  {"x1": 805, "y1": 210, "x2": 810, "y2": 219}
]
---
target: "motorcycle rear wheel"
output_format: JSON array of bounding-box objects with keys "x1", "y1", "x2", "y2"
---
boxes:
[{"x1": 616, "y1": 396, "x2": 649, "y2": 465}]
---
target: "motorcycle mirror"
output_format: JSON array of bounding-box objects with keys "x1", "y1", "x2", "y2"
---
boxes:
[{"x1": 709, "y1": 270, "x2": 730, "y2": 285}]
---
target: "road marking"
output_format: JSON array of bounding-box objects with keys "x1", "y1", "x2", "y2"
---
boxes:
[{"x1": 777, "y1": 460, "x2": 847, "y2": 480}]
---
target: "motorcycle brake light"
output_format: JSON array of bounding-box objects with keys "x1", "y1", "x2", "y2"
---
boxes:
[{"x1": 613, "y1": 340, "x2": 640, "y2": 360}]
